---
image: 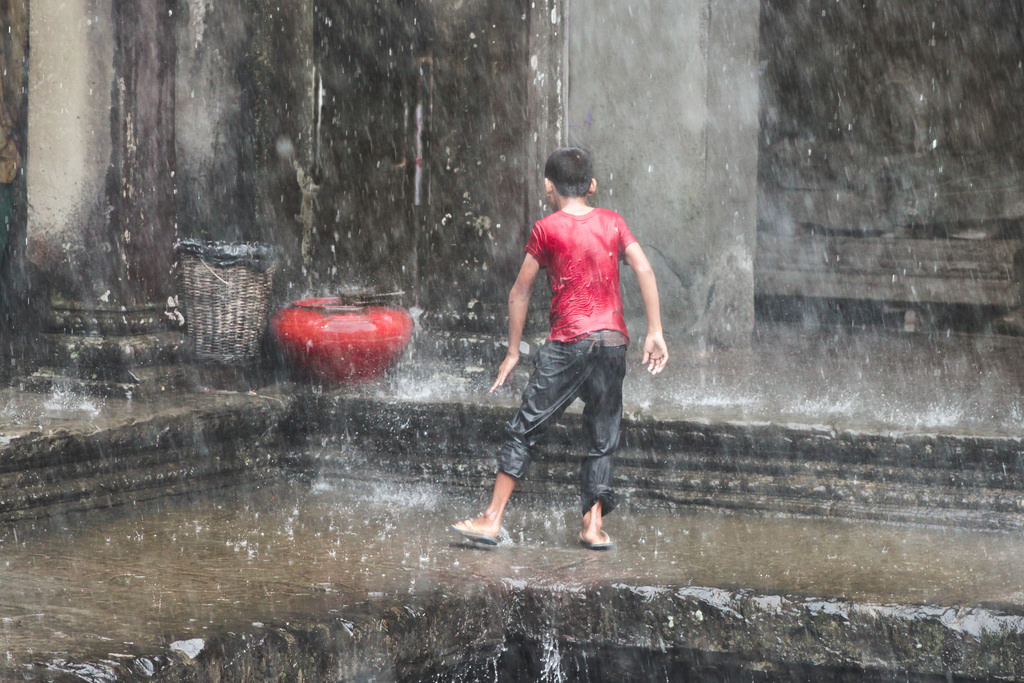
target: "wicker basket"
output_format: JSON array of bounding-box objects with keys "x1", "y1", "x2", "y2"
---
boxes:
[{"x1": 177, "y1": 249, "x2": 277, "y2": 364}]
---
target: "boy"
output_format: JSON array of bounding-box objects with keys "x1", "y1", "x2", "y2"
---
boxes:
[{"x1": 451, "y1": 147, "x2": 668, "y2": 550}]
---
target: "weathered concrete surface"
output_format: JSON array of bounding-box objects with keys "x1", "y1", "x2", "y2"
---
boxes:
[
  {"x1": 145, "y1": 582, "x2": 1024, "y2": 682},
  {"x1": 281, "y1": 322, "x2": 1024, "y2": 531},
  {"x1": 567, "y1": 0, "x2": 761, "y2": 348},
  {"x1": 285, "y1": 391, "x2": 1024, "y2": 532},
  {"x1": 5, "y1": 323, "x2": 1024, "y2": 528}
]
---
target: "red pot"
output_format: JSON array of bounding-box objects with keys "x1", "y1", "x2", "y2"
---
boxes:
[{"x1": 271, "y1": 298, "x2": 414, "y2": 382}]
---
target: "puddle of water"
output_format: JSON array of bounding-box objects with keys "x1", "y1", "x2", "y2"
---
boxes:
[{"x1": 2, "y1": 465, "x2": 1024, "y2": 676}]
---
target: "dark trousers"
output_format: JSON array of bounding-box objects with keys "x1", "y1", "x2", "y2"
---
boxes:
[{"x1": 497, "y1": 333, "x2": 627, "y2": 515}]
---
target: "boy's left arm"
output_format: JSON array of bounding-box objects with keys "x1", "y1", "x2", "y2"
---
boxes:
[{"x1": 624, "y1": 242, "x2": 668, "y2": 374}]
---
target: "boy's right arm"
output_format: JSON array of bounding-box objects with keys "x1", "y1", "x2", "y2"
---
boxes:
[
  {"x1": 624, "y1": 242, "x2": 668, "y2": 375},
  {"x1": 491, "y1": 253, "x2": 540, "y2": 392}
]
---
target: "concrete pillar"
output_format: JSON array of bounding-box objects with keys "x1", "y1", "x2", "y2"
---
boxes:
[
  {"x1": 27, "y1": 0, "x2": 116, "y2": 309},
  {"x1": 22, "y1": 0, "x2": 182, "y2": 393},
  {"x1": 565, "y1": 0, "x2": 760, "y2": 349},
  {"x1": 115, "y1": 0, "x2": 177, "y2": 307},
  {"x1": 27, "y1": 0, "x2": 177, "y2": 331},
  {"x1": 526, "y1": 0, "x2": 567, "y2": 226}
]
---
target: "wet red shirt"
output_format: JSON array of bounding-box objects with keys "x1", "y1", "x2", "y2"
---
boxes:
[{"x1": 525, "y1": 208, "x2": 637, "y2": 342}]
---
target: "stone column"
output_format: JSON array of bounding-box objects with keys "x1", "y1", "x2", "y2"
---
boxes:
[
  {"x1": 526, "y1": 0, "x2": 567, "y2": 225},
  {"x1": 564, "y1": 0, "x2": 761, "y2": 349},
  {"x1": 704, "y1": 0, "x2": 760, "y2": 348},
  {"x1": 113, "y1": 0, "x2": 177, "y2": 308},
  {"x1": 28, "y1": 0, "x2": 176, "y2": 327},
  {"x1": 26, "y1": 0, "x2": 180, "y2": 391}
]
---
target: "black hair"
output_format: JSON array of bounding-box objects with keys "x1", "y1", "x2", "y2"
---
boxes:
[{"x1": 544, "y1": 147, "x2": 593, "y2": 198}]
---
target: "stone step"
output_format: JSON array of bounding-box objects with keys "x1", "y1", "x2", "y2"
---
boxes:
[
  {"x1": 284, "y1": 394, "x2": 1024, "y2": 531},
  {"x1": 19, "y1": 365, "x2": 200, "y2": 399},
  {"x1": 0, "y1": 390, "x2": 289, "y2": 523}
]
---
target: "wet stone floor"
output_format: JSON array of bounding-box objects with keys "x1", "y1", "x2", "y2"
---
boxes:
[{"x1": 3, "y1": 461, "x2": 1024, "y2": 680}]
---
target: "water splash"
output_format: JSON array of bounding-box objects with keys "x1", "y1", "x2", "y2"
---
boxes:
[
  {"x1": 43, "y1": 386, "x2": 101, "y2": 418},
  {"x1": 538, "y1": 630, "x2": 567, "y2": 683}
]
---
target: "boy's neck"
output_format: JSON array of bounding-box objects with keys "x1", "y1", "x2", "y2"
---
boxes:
[{"x1": 557, "y1": 196, "x2": 593, "y2": 216}]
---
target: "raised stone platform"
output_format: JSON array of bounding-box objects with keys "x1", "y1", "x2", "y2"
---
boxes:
[{"x1": 1, "y1": 324, "x2": 1024, "y2": 680}]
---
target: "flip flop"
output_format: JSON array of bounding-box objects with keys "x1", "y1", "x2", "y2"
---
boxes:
[
  {"x1": 451, "y1": 519, "x2": 499, "y2": 546},
  {"x1": 579, "y1": 530, "x2": 613, "y2": 550}
]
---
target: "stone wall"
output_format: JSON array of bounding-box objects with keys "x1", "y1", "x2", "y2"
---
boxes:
[
  {"x1": 172, "y1": 0, "x2": 538, "y2": 330},
  {"x1": 566, "y1": 0, "x2": 762, "y2": 349},
  {"x1": 18, "y1": 0, "x2": 1024, "y2": 369},
  {"x1": 27, "y1": 0, "x2": 176, "y2": 310},
  {"x1": 10, "y1": 0, "x2": 548, "y2": 383},
  {"x1": 144, "y1": 581, "x2": 1024, "y2": 682},
  {"x1": 17, "y1": 0, "x2": 765, "y2": 358},
  {"x1": 309, "y1": 1, "x2": 535, "y2": 331},
  {"x1": 760, "y1": 0, "x2": 1024, "y2": 234}
]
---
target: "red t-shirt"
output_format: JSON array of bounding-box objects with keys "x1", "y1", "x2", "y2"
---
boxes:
[{"x1": 525, "y1": 207, "x2": 638, "y2": 342}]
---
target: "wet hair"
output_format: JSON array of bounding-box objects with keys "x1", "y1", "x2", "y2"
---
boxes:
[{"x1": 544, "y1": 147, "x2": 593, "y2": 198}]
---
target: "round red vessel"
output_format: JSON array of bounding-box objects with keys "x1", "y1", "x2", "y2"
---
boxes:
[{"x1": 271, "y1": 298, "x2": 414, "y2": 382}]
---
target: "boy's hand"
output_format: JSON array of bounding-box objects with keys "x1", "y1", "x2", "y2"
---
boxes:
[
  {"x1": 642, "y1": 332, "x2": 668, "y2": 375},
  {"x1": 491, "y1": 352, "x2": 520, "y2": 392}
]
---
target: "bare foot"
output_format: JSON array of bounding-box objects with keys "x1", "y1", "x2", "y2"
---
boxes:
[{"x1": 580, "y1": 504, "x2": 611, "y2": 549}]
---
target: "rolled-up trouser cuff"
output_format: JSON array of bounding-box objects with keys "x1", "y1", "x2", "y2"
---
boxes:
[
  {"x1": 582, "y1": 490, "x2": 616, "y2": 517},
  {"x1": 497, "y1": 432, "x2": 533, "y2": 479},
  {"x1": 580, "y1": 451, "x2": 616, "y2": 515}
]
